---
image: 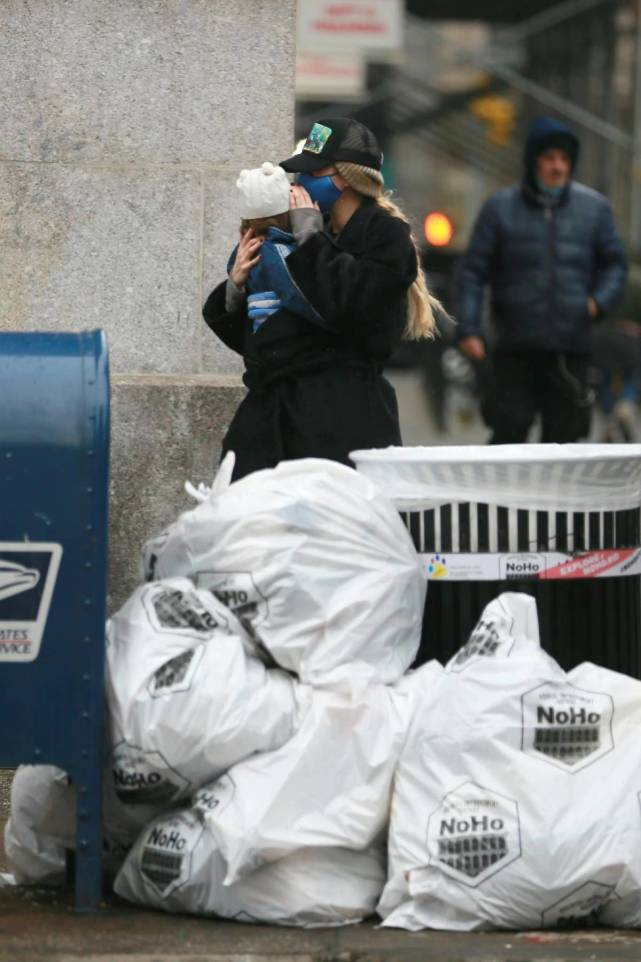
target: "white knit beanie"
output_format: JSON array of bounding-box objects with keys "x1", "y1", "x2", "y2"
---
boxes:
[{"x1": 236, "y1": 162, "x2": 291, "y2": 219}]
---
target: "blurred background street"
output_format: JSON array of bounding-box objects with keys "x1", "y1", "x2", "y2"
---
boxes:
[
  {"x1": 295, "y1": 0, "x2": 641, "y2": 446},
  {"x1": 388, "y1": 366, "x2": 486, "y2": 443},
  {"x1": 388, "y1": 366, "x2": 623, "y2": 444}
]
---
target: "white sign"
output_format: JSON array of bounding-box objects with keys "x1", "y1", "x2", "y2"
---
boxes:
[
  {"x1": 297, "y1": 0, "x2": 403, "y2": 56},
  {"x1": 296, "y1": 52, "x2": 366, "y2": 99},
  {"x1": 0, "y1": 543, "x2": 62, "y2": 663},
  {"x1": 421, "y1": 548, "x2": 641, "y2": 582}
]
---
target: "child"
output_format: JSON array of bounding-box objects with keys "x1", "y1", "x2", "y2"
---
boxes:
[
  {"x1": 227, "y1": 162, "x2": 322, "y2": 332},
  {"x1": 204, "y1": 117, "x2": 437, "y2": 482}
]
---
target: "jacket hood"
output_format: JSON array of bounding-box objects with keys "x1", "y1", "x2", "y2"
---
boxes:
[{"x1": 524, "y1": 116, "x2": 579, "y2": 176}]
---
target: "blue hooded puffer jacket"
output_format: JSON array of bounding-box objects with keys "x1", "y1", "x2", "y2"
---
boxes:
[{"x1": 457, "y1": 117, "x2": 628, "y2": 354}]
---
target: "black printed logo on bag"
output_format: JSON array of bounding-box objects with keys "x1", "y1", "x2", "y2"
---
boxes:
[
  {"x1": 541, "y1": 881, "x2": 619, "y2": 928},
  {"x1": 448, "y1": 615, "x2": 515, "y2": 672},
  {"x1": 140, "y1": 811, "x2": 202, "y2": 898},
  {"x1": 149, "y1": 587, "x2": 222, "y2": 634},
  {"x1": 427, "y1": 782, "x2": 521, "y2": 886},
  {"x1": 192, "y1": 775, "x2": 236, "y2": 817},
  {"x1": 195, "y1": 571, "x2": 268, "y2": 640},
  {"x1": 149, "y1": 644, "x2": 205, "y2": 698},
  {"x1": 111, "y1": 742, "x2": 189, "y2": 806},
  {"x1": 521, "y1": 683, "x2": 614, "y2": 772}
]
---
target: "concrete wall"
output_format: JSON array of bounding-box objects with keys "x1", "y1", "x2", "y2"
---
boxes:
[{"x1": 0, "y1": 0, "x2": 296, "y2": 609}]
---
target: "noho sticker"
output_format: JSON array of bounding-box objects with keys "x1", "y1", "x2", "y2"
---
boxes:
[
  {"x1": 499, "y1": 553, "x2": 545, "y2": 580},
  {"x1": 140, "y1": 810, "x2": 203, "y2": 898},
  {"x1": 192, "y1": 774, "x2": 236, "y2": 817},
  {"x1": 143, "y1": 584, "x2": 231, "y2": 637},
  {"x1": 148, "y1": 644, "x2": 205, "y2": 698},
  {"x1": 195, "y1": 571, "x2": 268, "y2": 629},
  {"x1": 542, "y1": 881, "x2": 619, "y2": 927},
  {"x1": 111, "y1": 742, "x2": 189, "y2": 806},
  {"x1": 448, "y1": 614, "x2": 515, "y2": 673},
  {"x1": 521, "y1": 682, "x2": 614, "y2": 772},
  {"x1": 427, "y1": 781, "x2": 521, "y2": 887},
  {"x1": 0, "y1": 543, "x2": 62, "y2": 663}
]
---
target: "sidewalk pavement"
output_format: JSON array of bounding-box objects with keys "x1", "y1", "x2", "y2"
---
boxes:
[
  {"x1": 3, "y1": 881, "x2": 641, "y2": 962},
  {"x1": 3, "y1": 784, "x2": 641, "y2": 962},
  {"x1": 2, "y1": 780, "x2": 641, "y2": 962}
]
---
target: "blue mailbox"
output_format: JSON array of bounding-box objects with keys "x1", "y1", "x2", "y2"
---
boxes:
[{"x1": 0, "y1": 330, "x2": 109, "y2": 911}]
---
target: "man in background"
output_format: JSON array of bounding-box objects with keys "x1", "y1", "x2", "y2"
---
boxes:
[{"x1": 457, "y1": 116, "x2": 627, "y2": 443}]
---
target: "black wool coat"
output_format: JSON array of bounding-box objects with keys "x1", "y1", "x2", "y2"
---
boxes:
[{"x1": 203, "y1": 201, "x2": 417, "y2": 480}]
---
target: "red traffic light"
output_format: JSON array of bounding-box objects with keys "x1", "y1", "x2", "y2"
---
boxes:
[{"x1": 424, "y1": 212, "x2": 454, "y2": 247}]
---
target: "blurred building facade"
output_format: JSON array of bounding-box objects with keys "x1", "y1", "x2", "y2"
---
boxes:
[
  {"x1": 295, "y1": 0, "x2": 641, "y2": 259},
  {"x1": 0, "y1": 0, "x2": 297, "y2": 608},
  {"x1": 294, "y1": 0, "x2": 641, "y2": 438}
]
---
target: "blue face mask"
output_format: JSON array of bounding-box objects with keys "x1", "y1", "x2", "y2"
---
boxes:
[
  {"x1": 296, "y1": 171, "x2": 343, "y2": 213},
  {"x1": 535, "y1": 176, "x2": 565, "y2": 199}
]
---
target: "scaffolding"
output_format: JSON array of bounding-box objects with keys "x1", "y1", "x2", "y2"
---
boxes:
[{"x1": 298, "y1": 0, "x2": 641, "y2": 253}]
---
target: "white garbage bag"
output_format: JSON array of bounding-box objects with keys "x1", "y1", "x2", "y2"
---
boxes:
[
  {"x1": 104, "y1": 578, "x2": 297, "y2": 842},
  {"x1": 4, "y1": 765, "x2": 75, "y2": 885},
  {"x1": 139, "y1": 452, "x2": 236, "y2": 582},
  {"x1": 566, "y1": 661, "x2": 641, "y2": 929},
  {"x1": 199, "y1": 675, "x2": 421, "y2": 885},
  {"x1": 114, "y1": 799, "x2": 385, "y2": 927},
  {"x1": 379, "y1": 592, "x2": 641, "y2": 931},
  {"x1": 148, "y1": 458, "x2": 425, "y2": 685},
  {"x1": 445, "y1": 591, "x2": 544, "y2": 672},
  {"x1": 5, "y1": 764, "x2": 132, "y2": 885}
]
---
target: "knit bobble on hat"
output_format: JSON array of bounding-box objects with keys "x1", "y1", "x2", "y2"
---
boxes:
[{"x1": 236, "y1": 161, "x2": 291, "y2": 219}]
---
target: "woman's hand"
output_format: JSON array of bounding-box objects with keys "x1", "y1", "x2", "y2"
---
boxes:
[
  {"x1": 290, "y1": 184, "x2": 320, "y2": 211},
  {"x1": 459, "y1": 336, "x2": 486, "y2": 361},
  {"x1": 230, "y1": 228, "x2": 262, "y2": 288}
]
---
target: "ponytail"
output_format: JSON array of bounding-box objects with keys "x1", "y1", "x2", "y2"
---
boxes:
[{"x1": 374, "y1": 193, "x2": 439, "y2": 341}]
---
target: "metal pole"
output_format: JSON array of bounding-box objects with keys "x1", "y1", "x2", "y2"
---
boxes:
[
  {"x1": 421, "y1": 18, "x2": 633, "y2": 149},
  {"x1": 473, "y1": 57, "x2": 633, "y2": 149},
  {"x1": 496, "y1": 0, "x2": 612, "y2": 46}
]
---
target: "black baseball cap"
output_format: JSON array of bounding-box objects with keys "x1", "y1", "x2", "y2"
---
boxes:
[{"x1": 280, "y1": 117, "x2": 383, "y2": 173}]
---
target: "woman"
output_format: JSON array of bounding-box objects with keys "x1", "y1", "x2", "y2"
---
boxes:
[{"x1": 203, "y1": 117, "x2": 439, "y2": 481}]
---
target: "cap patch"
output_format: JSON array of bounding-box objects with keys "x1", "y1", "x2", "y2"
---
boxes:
[{"x1": 303, "y1": 123, "x2": 332, "y2": 155}]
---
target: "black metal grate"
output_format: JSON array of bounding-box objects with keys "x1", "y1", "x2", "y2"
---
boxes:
[
  {"x1": 401, "y1": 505, "x2": 641, "y2": 554},
  {"x1": 404, "y1": 503, "x2": 641, "y2": 675}
]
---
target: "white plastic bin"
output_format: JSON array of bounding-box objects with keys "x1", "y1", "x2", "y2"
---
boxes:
[{"x1": 351, "y1": 445, "x2": 641, "y2": 672}]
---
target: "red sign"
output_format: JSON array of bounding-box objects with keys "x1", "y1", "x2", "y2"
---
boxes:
[{"x1": 539, "y1": 549, "x2": 638, "y2": 580}]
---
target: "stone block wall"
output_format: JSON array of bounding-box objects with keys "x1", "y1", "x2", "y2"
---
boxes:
[{"x1": 0, "y1": 0, "x2": 296, "y2": 608}]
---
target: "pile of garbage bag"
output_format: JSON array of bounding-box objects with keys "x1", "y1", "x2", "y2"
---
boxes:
[
  {"x1": 379, "y1": 593, "x2": 641, "y2": 930},
  {"x1": 5, "y1": 456, "x2": 426, "y2": 927},
  {"x1": 7, "y1": 455, "x2": 641, "y2": 930}
]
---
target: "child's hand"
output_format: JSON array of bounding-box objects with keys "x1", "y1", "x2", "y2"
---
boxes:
[
  {"x1": 290, "y1": 184, "x2": 320, "y2": 210},
  {"x1": 230, "y1": 227, "x2": 262, "y2": 287}
]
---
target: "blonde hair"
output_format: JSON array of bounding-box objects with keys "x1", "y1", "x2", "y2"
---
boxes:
[{"x1": 335, "y1": 161, "x2": 441, "y2": 340}]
